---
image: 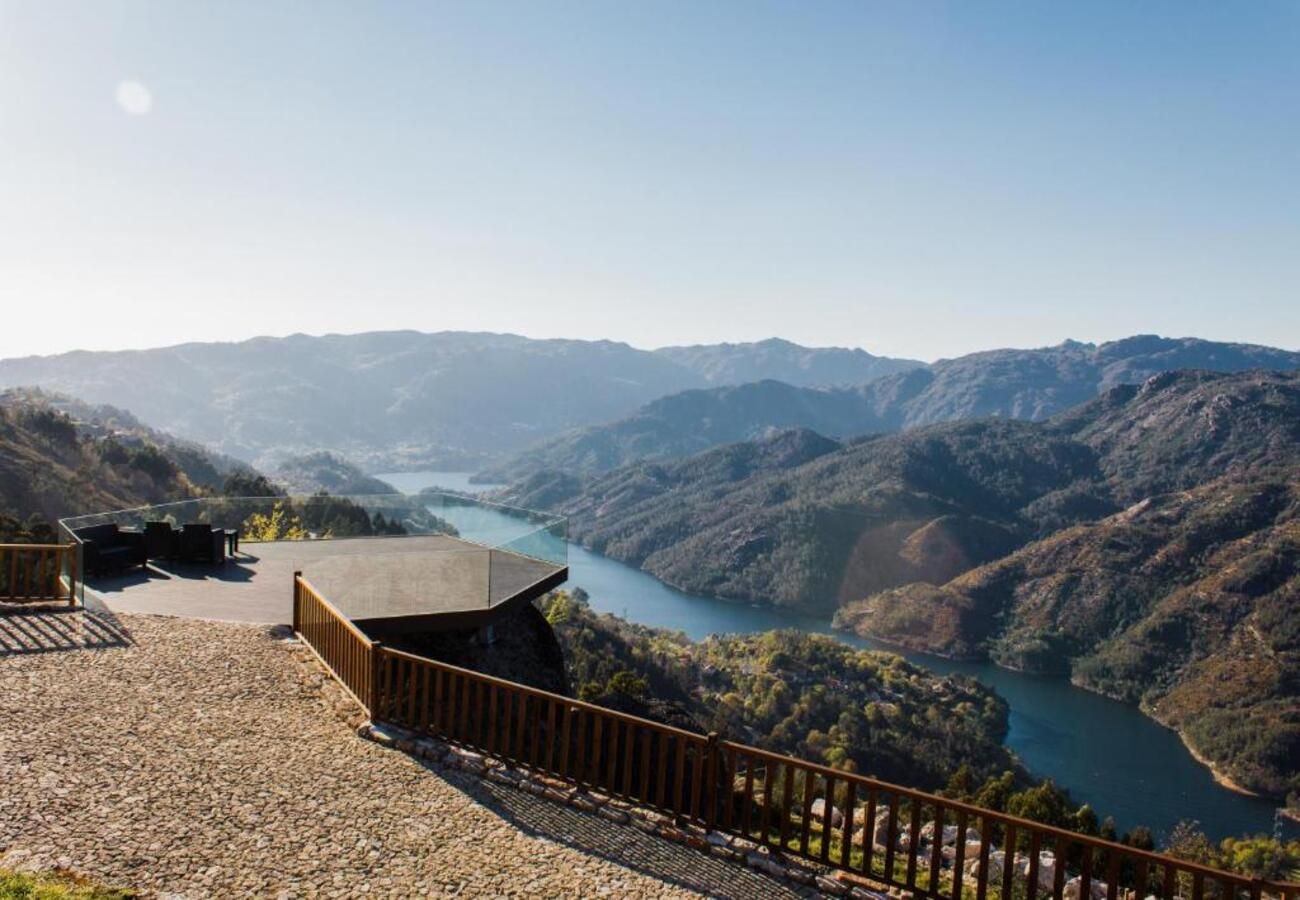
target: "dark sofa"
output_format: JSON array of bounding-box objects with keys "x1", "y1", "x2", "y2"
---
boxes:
[
  {"x1": 75, "y1": 524, "x2": 147, "y2": 577},
  {"x1": 181, "y1": 523, "x2": 226, "y2": 564},
  {"x1": 144, "y1": 521, "x2": 180, "y2": 560}
]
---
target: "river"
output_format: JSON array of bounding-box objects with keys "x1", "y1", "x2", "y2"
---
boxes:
[{"x1": 376, "y1": 470, "x2": 1294, "y2": 842}]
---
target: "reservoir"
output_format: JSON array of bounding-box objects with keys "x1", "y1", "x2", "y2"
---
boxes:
[{"x1": 377, "y1": 471, "x2": 1294, "y2": 842}]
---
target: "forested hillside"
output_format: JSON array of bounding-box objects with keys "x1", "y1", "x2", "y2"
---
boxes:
[
  {"x1": 505, "y1": 371, "x2": 1300, "y2": 615},
  {"x1": 539, "y1": 590, "x2": 1016, "y2": 791},
  {"x1": 836, "y1": 470, "x2": 1300, "y2": 802},
  {"x1": 538, "y1": 589, "x2": 1188, "y2": 846},
  {"x1": 503, "y1": 418, "x2": 1097, "y2": 612},
  {"x1": 484, "y1": 335, "x2": 1300, "y2": 482},
  {"x1": 0, "y1": 391, "x2": 232, "y2": 534},
  {"x1": 271, "y1": 451, "x2": 397, "y2": 495}
]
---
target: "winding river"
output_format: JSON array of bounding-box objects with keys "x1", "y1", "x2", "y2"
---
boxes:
[{"x1": 378, "y1": 471, "x2": 1294, "y2": 842}]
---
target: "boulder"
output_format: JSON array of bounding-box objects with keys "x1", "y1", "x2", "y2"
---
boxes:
[{"x1": 810, "y1": 798, "x2": 845, "y2": 829}]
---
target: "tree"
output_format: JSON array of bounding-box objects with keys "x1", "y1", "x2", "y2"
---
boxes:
[
  {"x1": 607, "y1": 670, "x2": 647, "y2": 698},
  {"x1": 1006, "y1": 780, "x2": 1074, "y2": 829},
  {"x1": 1218, "y1": 836, "x2": 1300, "y2": 880},
  {"x1": 242, "y1": 502, "x2": 308, "y2": 541},
  {"x1": 943, "y1": 764, "x2": 976, "y2": 801},
  {"x1": 973, "y1": 771, "x2": 1016, "y2": 813}
]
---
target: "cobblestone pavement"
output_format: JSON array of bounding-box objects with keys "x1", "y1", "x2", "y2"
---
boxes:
[{"x1": 0, "y1": 610, "x2": 809, "y2": 898}]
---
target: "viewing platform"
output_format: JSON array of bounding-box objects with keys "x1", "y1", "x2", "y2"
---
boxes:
[{"x1": 59, "y1": 492, "x2": 568, "y2": 633}]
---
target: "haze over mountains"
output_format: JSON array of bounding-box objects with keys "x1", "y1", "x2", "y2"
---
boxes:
[
  {"x1": 484, "y1": 335, "x2": 1300, "y2": 482},
  {"x1": 0, "y1": 333, "x2": 918, "y2": 470}
]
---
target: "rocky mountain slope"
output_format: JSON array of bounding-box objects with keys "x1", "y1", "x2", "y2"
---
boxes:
[
  {"x1": 484, "y1": 335, "x2": 1300, "y2": 482},
  {"x1": 501, "y1": 370, "x2": 1300, "y2": 617},
  {"x1": 836, "y1": 471, "x2": 1300, "y2": 801},
  {"x1": 873, "y1": 335, "x2": 1300, "y2": 430}
]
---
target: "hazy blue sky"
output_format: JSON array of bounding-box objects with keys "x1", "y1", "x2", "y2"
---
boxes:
[{"x1": 2, "y1": 1, "x2": 1296, "y2": 362}]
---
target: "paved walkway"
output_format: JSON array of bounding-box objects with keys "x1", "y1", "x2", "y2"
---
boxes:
[{"x1": 0, "y1": 609, "x2": 808, "y2": 898}]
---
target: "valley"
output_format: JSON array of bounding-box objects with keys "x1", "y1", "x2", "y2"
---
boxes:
[{"x1": 379, "y1": 469, "x2": 1298, "y2": 842}]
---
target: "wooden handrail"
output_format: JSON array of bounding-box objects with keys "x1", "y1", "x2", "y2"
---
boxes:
[
  {"x1": 296, "y1": 575, "x2": 374, "y2": 647},
  {"x1": 293, "y1": 578, "x2": 1300, "y2": 900},
  {"x1": 721, "y1": 740, "x2": 1256, "y2": 880},
  {"x1": 381, "y1": 645, "x2": 708, "y2": 743},
  {"x1": 293, "y1": 575, "x2": 374, "y2": 710}
]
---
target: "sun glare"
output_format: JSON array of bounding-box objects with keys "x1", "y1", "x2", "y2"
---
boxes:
[{"x1": 114, "y1": 80, "x2": 153, "y2": 116}]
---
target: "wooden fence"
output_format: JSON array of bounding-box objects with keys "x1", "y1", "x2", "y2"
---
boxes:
[
  {"x1": 0, "y1": 543, "x2": 77, "y2": 604},
  {"x1": 292, "y1": 575, "x2": 1300, "y2": 900},
  {"x1": 292, "y1": 573, "x2": 374, "y2": 709}
]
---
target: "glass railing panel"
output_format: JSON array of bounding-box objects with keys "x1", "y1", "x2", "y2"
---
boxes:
[
  {"x1": 60, "y1": 491, "x2": 569, "y2": 612},
  {"x1": 496, "y1": 518, "x2": 568, "y2": 567},
  {"x1": 56, "y1": 518, "x2": 82, "y2": 605}
]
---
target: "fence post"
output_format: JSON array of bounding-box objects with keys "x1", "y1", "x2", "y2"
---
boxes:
[
  {"x1": 291, "y1": 570, "x2": 302, "y2": 635},
  {"x1": 704, "y1": 731, "x2": 720, "y2": 831},
  {"x1": 369, "y1": 642, "x2": 385, "y2": 721}
]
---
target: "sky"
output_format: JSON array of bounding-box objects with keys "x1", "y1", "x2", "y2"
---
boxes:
[{"x1": 1, "y1": 1, "x2": 1297, "y2": 363}]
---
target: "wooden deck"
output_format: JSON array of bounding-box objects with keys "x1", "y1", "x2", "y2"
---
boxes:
[{"x1": 86, "y1": 535, "x2": 567, "y2": 630}]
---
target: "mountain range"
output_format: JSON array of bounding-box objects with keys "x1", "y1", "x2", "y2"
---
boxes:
[
  {"x1": 503, "y1": 369, "x2": 1300, "y2": 612},
  {"x1": 0, "y1": 333, "x2": 918, "y2": 471},
  {"x1": 497, "y1": 370, "x2": 1300, "y2": 799},
  {"x1": 482, "y1": 336, "x2": 1300, "y2": 482}
]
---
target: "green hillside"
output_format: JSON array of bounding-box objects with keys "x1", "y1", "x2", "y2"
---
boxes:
[{"x1": 837, "y1": 470, "x2": 1300, "y2": 801}]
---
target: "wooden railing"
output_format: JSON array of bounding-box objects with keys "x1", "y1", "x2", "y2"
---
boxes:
[
  {"x1": 292, "y1": 573, "x2": 374, "y2": 709},
  {"x1": 0, "y1": 543, "x2": 77, "y2": 604},
  {"x1": 292, "y1": 576, "x2": 1300, "y2": 900}
]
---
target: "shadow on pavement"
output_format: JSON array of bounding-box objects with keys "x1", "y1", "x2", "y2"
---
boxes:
[{"x1": 0, "y1": 606, "x2": 133, "y2": 656}]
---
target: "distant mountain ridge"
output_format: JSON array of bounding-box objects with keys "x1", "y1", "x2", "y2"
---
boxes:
[
  {"x1": 484, "y1": 335, "x2": 1300, "y2": 482},
  {"x1": 500, "y1": 369, "x2": 1300, "y2": 615},
  {"x1": 272, "y1": 451, "x2": 397, "y2": 496},
  {"x1": 656, "y1": 337, "x2": 924, "y2": 386},
  {"x1": 0, "y1": 331, "x2": 917, "y2": 470},
  {"x1": 476, "y1": 379, "x2": 883, "y2": 483}
]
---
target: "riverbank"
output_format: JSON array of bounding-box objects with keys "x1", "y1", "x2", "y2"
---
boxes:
[
  {"x1": 371, "y1": 472, "x2": 1297, "y2": 840},
  {"x1": 1172, "y1": 727, "x2": 1261, "y2": 798},
  {"x1": 839, "y1": 614, "x2": 1276, "y2": 807}
]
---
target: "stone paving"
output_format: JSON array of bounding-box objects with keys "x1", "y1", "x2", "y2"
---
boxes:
[{"x1": 0, "y1": 609, "x2": 810, "y2": 898}]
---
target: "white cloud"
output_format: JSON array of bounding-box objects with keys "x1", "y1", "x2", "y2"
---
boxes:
[{"x1": 114, "y1": 80, "x2": 153, "y2": 116}]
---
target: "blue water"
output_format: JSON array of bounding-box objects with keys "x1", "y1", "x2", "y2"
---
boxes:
[
  {"x1": 374, "y1": 471, "x2": 489, "y2": 495},
  {"x1": 377, "y1": 471, "x2": 1296, "y2": 842}
]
